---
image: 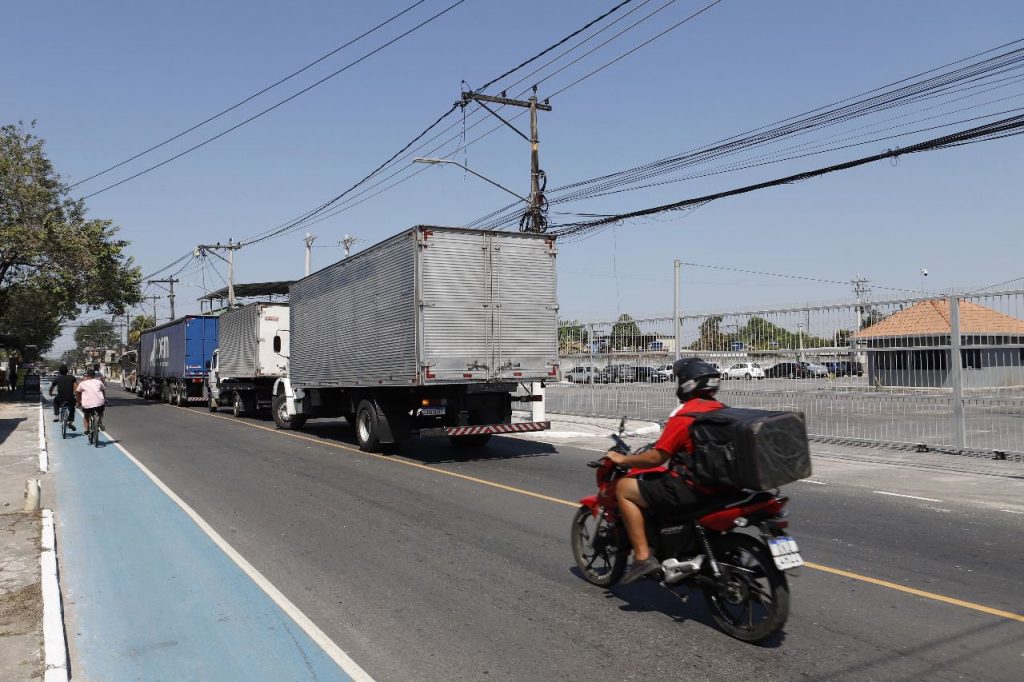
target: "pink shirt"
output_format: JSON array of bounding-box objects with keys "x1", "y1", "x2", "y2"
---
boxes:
[{"x1": 77, "y1": 378, "x2": 106, "y2": 409}]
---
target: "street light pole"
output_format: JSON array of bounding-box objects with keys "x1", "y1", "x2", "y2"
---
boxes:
[{"x1": 414, "y1": 158, "x2": 531, "y2": 204}]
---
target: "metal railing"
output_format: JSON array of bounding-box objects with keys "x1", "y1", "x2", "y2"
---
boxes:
[{"x1": 555, "y1": 290, "x2": 1024, "y2": 459}]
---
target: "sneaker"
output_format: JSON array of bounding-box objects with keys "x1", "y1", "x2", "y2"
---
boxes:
[
  {"x1": 53, "y1": 417, "x2": 60, "y2": 422},
  {"x1": 68, "y1": 424, "x2": 76, "y2": 431},
  {"x1": 621, "y1": 556, "x2": 661, "y2": 584}
]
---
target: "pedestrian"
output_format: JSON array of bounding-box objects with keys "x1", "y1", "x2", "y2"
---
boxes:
[{"x1": 8, "y1": 357, "x2": 18, "y2": 392}]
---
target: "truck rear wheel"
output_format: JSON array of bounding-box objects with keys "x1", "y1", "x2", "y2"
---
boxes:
[
  {"x1": 449, "y1": 434, "x2": 492, "y2": 448},
  {"x1": 272, "y1": 393, "x2": 306, "y2": 430},
  {"x1": 232, "y1": 391, "x2": 246, "y2": 418},
  {"x1": 207, "y1": 388, "x2": 218, "y2": 412},
  {"x1": 355, "y1": 399, "x2": 382, "y2": 452}
]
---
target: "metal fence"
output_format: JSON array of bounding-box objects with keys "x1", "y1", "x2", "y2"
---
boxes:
[{"x1": 554, "y1": 290, "x2": 1024, "y2": 459}]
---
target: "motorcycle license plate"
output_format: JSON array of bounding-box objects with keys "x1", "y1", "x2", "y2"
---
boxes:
[
  {"x1": 768, "y1": 536, "x2": 804, "y2": 570},
  {"x1": 419, "y1": 406, "x2": 445, "y2": 416}
]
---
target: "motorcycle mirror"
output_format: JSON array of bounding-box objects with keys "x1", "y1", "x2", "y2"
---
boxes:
[{"x1": 618, "y1": 416, "x2": 627, "y2": 435}]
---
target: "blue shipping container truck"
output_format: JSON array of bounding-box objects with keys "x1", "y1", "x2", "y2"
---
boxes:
[{"x1": 137, "y1": 315, "x2": 219, "y2": 405}]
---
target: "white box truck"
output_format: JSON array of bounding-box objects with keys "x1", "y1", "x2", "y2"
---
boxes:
[
  {"x1": 273, "y1": 225, "x2": 557, "y2": 451},
  {"x1": 206, "y1": 302, "x2": 289, "y2": 416}
]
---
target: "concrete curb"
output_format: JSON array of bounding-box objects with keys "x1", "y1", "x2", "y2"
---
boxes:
[{"x1": 41, "y1": 509, "x2": 68, "y2": 682}]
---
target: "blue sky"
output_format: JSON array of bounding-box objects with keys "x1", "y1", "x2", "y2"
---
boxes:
[{"x1": 4, "y1": 1, "x2": 1023, "y2": 351}]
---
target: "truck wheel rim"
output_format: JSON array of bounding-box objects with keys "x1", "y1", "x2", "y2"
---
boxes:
[
  {"x1": 277, "y1": 401, "x2": 289, "y2": 423},
  {"x1": 357, "y1": 411, "x2": 371, "y2": 443}
]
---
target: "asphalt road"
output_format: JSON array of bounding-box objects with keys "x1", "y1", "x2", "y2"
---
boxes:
[
  {"x1": 90, "y1": 391, "x2": 1023, "y2": 681},
  {"x1": 546, "y1": 381, "x2": 1024, "y2": 456}
]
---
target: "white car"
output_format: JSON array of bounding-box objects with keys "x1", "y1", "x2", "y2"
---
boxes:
[
  {"x1": 722, "y1": 362, "x2": 765, "y2": 380},
  {"x1": 655, "y1": 364, "x2": 675, "y2": 380},
  {"x1": 565, "y1": 366, "x2": 599, "y2": 383}
]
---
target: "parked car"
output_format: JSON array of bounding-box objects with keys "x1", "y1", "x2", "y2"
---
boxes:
[
  {"x1": 565, "y1": 366, "x2": 598, "y2": 383},
  {"x1": 800, "y1": 362, "x2": 830, "y2": 378},
  {"x1": 764, "y1": 362, "x2": 809, "y2": 379},
  {"x1": 598, "y1": 364, "x2": 637, "y2": 383},
  {"x1": 655, "y1": 363, "x2": 675, "y2": 380},
  {"x1": 722, "y1": 362, "x2": 765, "y2": 380},
  {"x1": 633, "y1": 366, "x2": 670, "y2": 382},
  {"x1": 823, "y1": 361, "x2": 864, "y2": 377}
]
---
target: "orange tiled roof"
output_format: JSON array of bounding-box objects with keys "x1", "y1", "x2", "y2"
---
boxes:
[{"x1": 853, "y1": 299, "x2": 1024, "y2": 338}]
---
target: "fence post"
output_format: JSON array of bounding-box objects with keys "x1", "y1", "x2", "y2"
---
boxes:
[{"x1": 948, "y1": 295, "x2": 967, "y2": 452}]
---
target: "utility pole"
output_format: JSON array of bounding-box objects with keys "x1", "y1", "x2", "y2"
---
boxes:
[
  {"x1": 195, "y1": 240, "x2": 242, "y2": 307},
  {"x1": 340, "y1": 234, "x2": 357, "y2": 258},
  {"x1": 143, "y1": 295, "x2": 161, "y2": 323},
  {"x1": 851, "y1": 274, "x2": 870, "y2": 329},
  {"x1": 304, "y1": 233, "x2": 317, "y2": 276},
  {"x1": 673, "y1": 260, "x2": 681, "y2": 361},
  {"x1": 147, "y1": 277, "x2": 179, "y2": 321},
  {"x1": 461, "y1": 87, "x2": 552, "y2": 233}
]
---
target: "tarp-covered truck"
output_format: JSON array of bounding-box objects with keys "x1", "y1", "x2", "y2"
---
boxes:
[
  {"x1": 138, "y1": 315, "x2": 219, "y2": 405},
  {"x1": 273, "y1": 225, "x2": 557, "y2": 451},
  {"x1": 206, "y1": 302, "x2": 289, "y2": 416}
]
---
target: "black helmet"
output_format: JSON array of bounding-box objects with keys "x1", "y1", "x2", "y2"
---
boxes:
[{"x1": 672, "y1": 357, "x2": 721, "y2": 401}]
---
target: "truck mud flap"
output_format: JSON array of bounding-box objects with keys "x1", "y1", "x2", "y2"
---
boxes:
[{"x1": 419, "y1": 421, "x2": 551, "y2": 437}]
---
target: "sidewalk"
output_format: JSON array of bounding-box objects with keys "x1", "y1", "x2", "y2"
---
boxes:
[{"x1": 0, "y1": 393, "x2": 45, "y2": 680}]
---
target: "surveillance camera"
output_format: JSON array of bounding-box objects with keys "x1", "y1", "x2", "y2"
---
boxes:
[{"x1": 921, "y1": 268, "x2": 928, "y2": 276}]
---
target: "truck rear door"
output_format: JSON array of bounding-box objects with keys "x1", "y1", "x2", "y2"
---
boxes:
[{"x1": 492, "y1": 234, "x2": 559, "y2": 381}]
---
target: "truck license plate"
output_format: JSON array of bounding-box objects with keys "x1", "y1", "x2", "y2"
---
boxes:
[
  {"x1": 768, "y1": 536, "x2": 804, "y2": 570},
  {"x1": 420, "y1": 406, "x2": 445, "y2": 416}
]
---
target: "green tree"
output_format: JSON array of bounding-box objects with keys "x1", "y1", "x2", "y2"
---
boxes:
[
  {"x1": 0, "y1": 122, "x2": 141, "y2": 349},
  {"x1": 691, "y1": 315, "x2": 732, "y2": 351},
  {"x1": 610, "y1": 313, "x2": 640, "y2": 350},
  {"x1": 129, "y1": 314, "x2": 155, "y2": 344},
  {"x1": 74, "y1": 319, "x2": 120, "y2": 361}
]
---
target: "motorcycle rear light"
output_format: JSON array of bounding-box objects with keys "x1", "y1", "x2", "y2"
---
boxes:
[{"x1": 770, "y1": 519, "x2": 789, "y2": 529}]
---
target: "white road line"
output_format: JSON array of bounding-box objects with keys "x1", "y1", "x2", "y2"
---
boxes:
[
  {"x1": 999, "y1": 509, "x2": 1024, "y2": 515},
  {"x1": 873, "y1": 491, "x2": 942, "y2": 503},
  {"x1": 40, "y1": 509, "x2": 68, "y2": 682},
  {"x1": 800, "y1": 479, "x2": 827, "y2": 485},
  {"x1": 38, "y1": 399, "x2": 49, "y2": 473},
  {"x1": 105, "y1": 430, "x2": 375, "y2": 682}
]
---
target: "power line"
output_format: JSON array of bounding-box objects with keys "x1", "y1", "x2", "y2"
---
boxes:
[
  {"x1": 550, "y1": 111, "x2": 1024, "y2": 239},
  {"x1": 69, "y1": 0, "x2": 431, "y2": 189},
  {"x1": 81, "y1": 0, "x2": 471, "y2": 199}
]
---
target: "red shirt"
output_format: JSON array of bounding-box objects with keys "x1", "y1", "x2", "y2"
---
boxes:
[{"x1": 654, "y1": 398, "x2": 726, "y2": 457}]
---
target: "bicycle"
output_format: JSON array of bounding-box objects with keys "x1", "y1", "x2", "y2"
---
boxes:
[
  {"x1": 59, "y1": 403, "x2": 71, "y2": 440},
  {"x1": 84, "y1": 410, "x2": 104, "y2": 447}
]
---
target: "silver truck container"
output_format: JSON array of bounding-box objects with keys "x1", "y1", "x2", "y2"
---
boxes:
[
  {"x1": 217, "y1": 302, "x2": 289, "y2": 378},
  {"x1": 289, "y1": 226, "x2": 558, "y2": 388}
]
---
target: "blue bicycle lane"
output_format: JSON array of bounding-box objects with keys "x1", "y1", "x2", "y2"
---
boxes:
[{"x1": 47, "y1": 409, "x2": 360, "y2": 681}]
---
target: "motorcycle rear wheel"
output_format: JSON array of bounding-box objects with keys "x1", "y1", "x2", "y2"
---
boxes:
[
  {"x1": 571, "y1": 505, "x2": 627, "y2": 587},
  {"x1": 702, "y1": 533, "x2": 789, "y2": 642}
]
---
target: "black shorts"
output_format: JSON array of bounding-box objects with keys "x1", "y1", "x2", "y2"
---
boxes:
[
  {"x1": 82, "y1": 405, "x2": 105, "y2": 419},
  {"x1": 637, "y1": 473, "x2": 703, "y2": 518}
]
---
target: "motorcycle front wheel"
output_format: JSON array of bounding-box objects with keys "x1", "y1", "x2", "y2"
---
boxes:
[
  {"x1": 702, "y1": 533, "x2": 789, "y2": 642},
  {"x1": 571, "y1": 505, "x2": 627, "y2": 587}
]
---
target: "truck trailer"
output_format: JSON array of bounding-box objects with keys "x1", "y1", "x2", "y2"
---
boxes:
[
  {"x1": 273, "y1": 225, "x2": 557, "y2": 451},
  {"x1": 138, "y1": 315, "x2": 219, "y2": 405},
  {"x1": 206, "y1": 302, "x2": 289, "y2": 416}
]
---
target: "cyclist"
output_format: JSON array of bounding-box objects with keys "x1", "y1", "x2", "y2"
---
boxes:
[
  {"x1": 48, "y1": 365, "x2": 78, "y2": 430},
  {"x1": 76, "y1": 368, "x2": 106, "y2": 435}
]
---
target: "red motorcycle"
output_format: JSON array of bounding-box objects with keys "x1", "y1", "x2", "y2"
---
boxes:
[{"x1": 571, "y1": 431, "x2": 802, "y2": 642}]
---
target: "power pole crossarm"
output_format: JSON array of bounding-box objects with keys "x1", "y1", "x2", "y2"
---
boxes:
[
  {"x1": 461, "y1": 88, "x2": 551, "y2": 233},
  {"x1": 196, "y1": 240, "x2": 242, "y2": 307},
  {"x1": 147, "y1": 277, "x2": 179, "y2": 321}
]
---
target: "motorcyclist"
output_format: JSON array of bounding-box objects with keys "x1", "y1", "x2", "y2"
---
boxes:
[
  {"x1": 605, "y1": 357, "x2": 725, "y2": 583},
  {"x1": 48, "y1": 364, "x2": 78, "y2": 430}
]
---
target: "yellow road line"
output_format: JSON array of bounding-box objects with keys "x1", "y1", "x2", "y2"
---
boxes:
[
  {"x1": 173, "y1": 405, "x2": 1023, "y2": 623},
  {"x1": 803, "y1": 562, "x2": 1024, "y2": 623}
]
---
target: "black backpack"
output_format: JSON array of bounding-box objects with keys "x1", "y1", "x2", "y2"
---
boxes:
[{"x1": 677, "y1": 407, "x2": 812, "y2": 490}]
